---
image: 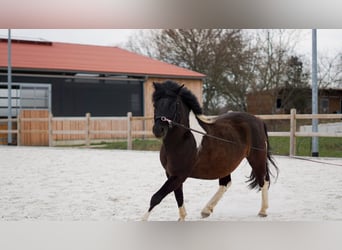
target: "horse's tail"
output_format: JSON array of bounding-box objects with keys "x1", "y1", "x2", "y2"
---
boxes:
[
  {"x1": 264, "y1": 122, "x2": 279, "y2": 185},
  {"x1": 246, "y1": 121, "x2": 279, "y2": 190}
]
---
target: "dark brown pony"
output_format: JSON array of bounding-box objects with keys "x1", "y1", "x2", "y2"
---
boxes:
[{"x1": 142, "y1": 81, "x2": 278, "y2": 221}]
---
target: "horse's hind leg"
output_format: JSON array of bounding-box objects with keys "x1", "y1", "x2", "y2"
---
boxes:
[
  {"x1": 201, "y1": 175, "x2": 231, "y2": 218},
  {"x1": 247, "y1": 150, "x2": 270, "y2": 217},
  {"x1": 259, "y1": 179, "x2": 269, "y2": 217}
]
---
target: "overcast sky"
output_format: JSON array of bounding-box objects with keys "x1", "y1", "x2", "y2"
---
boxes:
[
  {"x1": 0, "y1": 29, "x2": 341, "y2": 57},
  {"x1": 0, "y1": 29, "x2": 138, "y2": 47}
]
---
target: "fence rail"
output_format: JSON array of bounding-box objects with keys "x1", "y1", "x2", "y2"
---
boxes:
[
  {"x1": 1, "y1": 109, "x2": 341, "y2": 155},
  {"x1": 257, "y1": 109, "x2": 342, "y2": 156}
]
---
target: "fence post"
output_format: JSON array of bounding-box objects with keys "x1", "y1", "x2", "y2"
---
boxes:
[
  {"x1": 289, "y1": 108, "x2": 297, "y2": 156},
  {"x1": 127, "y1": 112, "x2": 132, "y2": 150},
  {"x1": 85, "y1": 113, "x2": 91, "y2": 147},
  {"x1": 17, "y1": 113, "x2": 21, "y2": 146},
  {"x1": 48, "y1": 113, "x2": 53, "y2": 147}
]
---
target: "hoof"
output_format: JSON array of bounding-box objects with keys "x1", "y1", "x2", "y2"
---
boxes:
[
  {"x1": 201, "y1": 211, "x2": 211, "y2": 218},
  {"x1": 258, "y1": 212, "x2": 268, "y2": 217},
  {"x1": 141, "y1": 212, "x2": 150, "y2": 221},
  {"x1": 201, "y1": 207, "x2": 213, "y2": 218}
]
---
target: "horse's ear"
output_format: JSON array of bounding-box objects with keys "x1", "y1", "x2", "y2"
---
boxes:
[
  {"x1": 153, "y1": 82, "x2": 161, "y2": 90},
  {"x1": 176, "y1": 84, "x2": 184, "y2": 94}
]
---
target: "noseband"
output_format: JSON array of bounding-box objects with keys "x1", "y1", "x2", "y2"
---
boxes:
[
  {"x1": 160, "y1": 116, "x2": 173, "y2": 128},
  {"x1": 154, "y1": 115, "x2": 176, "y2": 128}
]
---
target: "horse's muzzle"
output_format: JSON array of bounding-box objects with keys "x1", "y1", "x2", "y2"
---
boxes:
[{"x1": 153, "y1": 123, "x2": 168, "y2": 138}]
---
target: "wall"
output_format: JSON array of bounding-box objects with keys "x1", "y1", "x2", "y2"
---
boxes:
[{"x1": 246, "y1": 92, "x2": 274, "y2": 114}]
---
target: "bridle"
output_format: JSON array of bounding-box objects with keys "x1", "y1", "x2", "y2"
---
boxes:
[
  {"x1": 154, "y1": 98, "x2": 181, "y2": 128},
  {"x1": 154, "y1": 115, "x2": 174, "y2": 128}
]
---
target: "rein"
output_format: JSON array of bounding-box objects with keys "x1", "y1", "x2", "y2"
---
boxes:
[
  {"x1": 290, "y1": 156, "x2": 342, "y2": 167},
  {"x1": 159, "y1": 116, "x2": 267, "y2": 152},
  {"x1": 159, "y1": 116, "x2": 342, "y2": 167}
]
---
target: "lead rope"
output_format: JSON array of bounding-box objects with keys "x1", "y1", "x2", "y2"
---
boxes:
[
  {"x1": 160, "y1": 116, "x2": 342, "y2": 167},
  {"x1": 290, "y1": 156, "x2": 342, "y2": 167},
  {"x1": 160, "y1": 116, "x2": 267, "y2": 152}
]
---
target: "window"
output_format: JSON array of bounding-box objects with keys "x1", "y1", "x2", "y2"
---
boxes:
[
  {"x1": 0, "y1": 83, "x2": 51, "y2": 117},
  {"x1": 20, "y1": 86, "x2": 50, "y2": 109},
  {"x1": 320, "y1": 98, "x2": 329, "y2": 113},
  {"x1": 0, "y1": 85, "x2": 20, "y2": 117},
  {"x1": 276, "y1": 98, "x2": 282, "y2": 109},
  {"x1": 131, "y1": 93, "x2": 140, "y2": 113}
]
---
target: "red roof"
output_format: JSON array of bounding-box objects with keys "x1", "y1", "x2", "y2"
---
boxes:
[{"x1": 0, "y1": 39, "x2": 205, "y2": 78}]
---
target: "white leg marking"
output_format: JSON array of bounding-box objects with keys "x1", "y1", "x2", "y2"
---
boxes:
[
  {"x1": 178, "y1": 205, "x2": 187, "y2": 221},
  {"x1": 141, "y1": 211, "x2": 151, "y2": 221},
  {"x1": 258, "y1": 180, "x2": 269, "y2": 217},
  {"x1": 201, "y1": 183, "x2": 231, "y2": 218}
]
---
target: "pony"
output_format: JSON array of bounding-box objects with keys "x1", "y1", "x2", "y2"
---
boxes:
[{"x1": 142, "y1": 80, "x2": 278, "y2": 221}]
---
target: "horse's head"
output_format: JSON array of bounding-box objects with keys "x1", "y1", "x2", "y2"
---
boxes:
[
  {"x1": 152, "y1": 81, "x2": 203, "y2": 138},
  {"x1": 152, "y1": 82, "x2": 185, "y2": 138}
]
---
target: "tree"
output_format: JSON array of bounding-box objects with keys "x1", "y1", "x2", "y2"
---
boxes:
[
  {"x1": 318, "y1": 52, "x2": 342, "y2": 89},
  {"x1": 285, "y1": 56, "x2": 309, "y2": 88},
  {"x1": 124, "y1": 29, "x2": 160, "y2": 58},
  {"x1": 250, "y1": 30, "x2": 305, "y2": 113},
  {"x1": 125, "y1": 29, "x2": 256, "y2": 114},
  {"x1": 153, "y1": 29, "x2": 228, "y2": 113},
  {"x1": 216, "y1": 32, "x2": 259, "y2": 112},
  {"x1": 337, "y1": 53, "x2": 342, "y2": 88},
  {"x1": 279, "y1": 56, "x2": 311, "y2": 113},
  {"x1": 125, "y1": 29, "x2": 307, "y2": 114}
]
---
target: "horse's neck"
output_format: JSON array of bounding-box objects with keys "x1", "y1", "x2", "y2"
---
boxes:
[
  {"x1": 164, "y1": 126, "x2": 186, "y2": 143},
  {"x1": 163, "y1": 118, "x2": 189, "y2": 143}
]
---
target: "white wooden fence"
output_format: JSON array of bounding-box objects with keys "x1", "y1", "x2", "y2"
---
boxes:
[
  {"x1": 256, "y1": 109, "x2": 342, "y2": 156},
  {"x1": 1, "y1": 109, "x2": 342, "y2": 156}
]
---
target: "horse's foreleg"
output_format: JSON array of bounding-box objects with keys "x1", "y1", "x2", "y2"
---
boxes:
[
  {"x1": 258, "y1": 180, "x2": 269, "y2": 217},
  {"x1": 142, "y1": 176, "x2": 185, "y2": 221},
  {"x1": 201, "y1": 175, "x2": 231, "y2": 218},
  {"x1": 174, "y1": 184, "x2": 187, "y2": 221}
]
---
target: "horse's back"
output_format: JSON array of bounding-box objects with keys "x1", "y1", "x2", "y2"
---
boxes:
[
  {"x1": 218, "y1": 111, "x2": 262, "y2": 125},
  {"x1": 217, "y1": 112, "x2": 267, "y2": 146},
  {"x1": 202, "y1": 112, "x2": 264, "y2": 136},
  {"x1": 190, "y1": 112, "x2": 268, "y2": 179}
]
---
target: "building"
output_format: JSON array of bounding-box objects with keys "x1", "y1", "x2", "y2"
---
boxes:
[
  {"x1": 319, "y1": 88, "x2": 342, "y2": 114},
  {"x1": 0, "y1": 38, "x2": 205, "y2": 119},
  {"x1": 247, "y1": 87, "x2": 342, "y2": 115}
]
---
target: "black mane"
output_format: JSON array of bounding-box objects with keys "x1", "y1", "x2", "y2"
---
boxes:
[{"x1": 153, "y1": 80, "x2": 203, "y2": 115}]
